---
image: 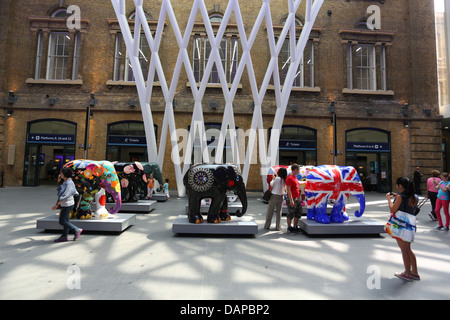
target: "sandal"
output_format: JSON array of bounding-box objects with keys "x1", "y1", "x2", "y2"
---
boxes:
[
  {"x1": 411, "y1": 273, "x2": 421, "y2": 281},
  {"x1": 394, "y1": 272, "x2": 413, "y2": 282}
]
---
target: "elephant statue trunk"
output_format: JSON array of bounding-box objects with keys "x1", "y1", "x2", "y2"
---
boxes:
[{"x1": 234, "y1": 183, "x2": 247, "y2": 217}]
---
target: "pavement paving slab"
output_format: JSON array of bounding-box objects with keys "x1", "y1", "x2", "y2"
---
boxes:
[{"x1": 1, "y1": 186, "x2": 450, "y2": 300}]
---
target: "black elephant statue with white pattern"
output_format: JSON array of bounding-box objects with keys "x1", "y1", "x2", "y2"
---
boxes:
[{"x1": 183, "y1": 163, "x2": 248, "y2": 224}]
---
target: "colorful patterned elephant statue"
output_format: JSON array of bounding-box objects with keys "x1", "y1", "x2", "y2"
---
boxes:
[
  {"x1": 61, "y1": 159, "x2": 122, "y2": 219},
  {"x1": 184, "y1": 164, "x2": 248, "y2": 224},
  {"x1": 113, "y1": 161, "x2": 146, "y2": 202},
  {"x1": 305, "y1": 165, "x2": 365, "y2": 224}
]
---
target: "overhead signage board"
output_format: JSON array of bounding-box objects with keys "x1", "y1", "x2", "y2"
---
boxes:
[
  {"x1": 346, "y1": 142, "x2": 390, "y2": 152},
  {"x1": 28, "y1": 134, "x2": 75, "y2": 144}
]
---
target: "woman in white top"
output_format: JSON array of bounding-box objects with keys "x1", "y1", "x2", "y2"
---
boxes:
[{"x1": 264, "y1": 167, "x2": 288, "y2": 231}]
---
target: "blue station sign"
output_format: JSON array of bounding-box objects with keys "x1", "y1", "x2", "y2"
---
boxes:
[
  {"x1": 108, "y1": 135, "x2": 147, "y2": 146},
  {"x1": 346, "y1": 142, "x2": 390, "y2": 152},
  {"x1": 27, "y1": 134, "x2": 75, "y2": 144}
]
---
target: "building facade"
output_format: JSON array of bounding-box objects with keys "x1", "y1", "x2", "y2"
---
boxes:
[{"x1": 0, "y1": 0, "x2": 442, "y2": 192}]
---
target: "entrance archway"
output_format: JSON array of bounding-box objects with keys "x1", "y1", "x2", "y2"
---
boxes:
[
  {"x1": 23, "y1": 119, "x2": 77, "y2": 186},
  {"x1": 345, "y1": 128, "x2": 392, "y2": 193}
]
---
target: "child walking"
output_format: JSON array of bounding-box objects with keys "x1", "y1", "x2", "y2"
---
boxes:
[
  {"x1": 146, "y1": 173, "x2": 154, "y2": 199},
  {"x1": 163, "y1": 178, "x2": 170, "y2": 201},
  {"x1": 52, "y1": 167, "x2": 82, "y2": 243}
]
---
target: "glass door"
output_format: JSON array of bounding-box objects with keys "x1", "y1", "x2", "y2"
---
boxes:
[
  {"x1": 23, "y1": 145, "x2": 42, "y2": 186},
  {"x1": 378, "y1": 152, "x2": 391, "y2": 193}
]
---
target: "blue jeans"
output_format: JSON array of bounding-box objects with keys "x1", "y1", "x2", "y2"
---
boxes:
[{"x1": 59, "y1": 205, "x2": 79, "y2": 238}]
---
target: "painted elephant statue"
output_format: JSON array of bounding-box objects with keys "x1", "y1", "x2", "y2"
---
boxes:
[
  {"x1": 305, "y1": 165, "x2": 365, "y2": 224},
  {"x1": 140, "y1": 162, "x2": 164, "y2": 197},
  {"x1": 113, "y1": 161, "x2": 146, "y2": 202},
  {"x1": 184, "y1": 164, "x2": 248, "y2": 224},
  {"x1": 60, "y1": 159, "x2": 122, "y2": 219}
]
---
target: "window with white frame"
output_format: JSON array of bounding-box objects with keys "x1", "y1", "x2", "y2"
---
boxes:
[
  {"x1": 346, "y1": 43, "x2": 387, "y2": 91},
  {"x1": 112, "y1": 12, "x2": 156, "y2": 83},
  {"x1": 113, "y1": 33, "x2": 153, "y2": 82},
  {"x1": 47, "y1": 32, "x2": 71, "y2": 80},
  {"x1": 280, "y1": 40, "x2": 314, "y2": 88},
  {"x1": 273, "y1": 17, "x2": 316, "y2": 88},
  {"x1": 192, "y1": 15, "x2": 239, "y2": 84}
]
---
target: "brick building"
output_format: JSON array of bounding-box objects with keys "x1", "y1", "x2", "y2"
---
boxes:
[{"x1": 0, "y1": 0, "x2": 443, "y2": 192}]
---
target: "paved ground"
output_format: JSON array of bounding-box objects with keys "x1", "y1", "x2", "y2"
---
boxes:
[{"x1": 1, "y1": 186, "x2": 450, "y2": 301}]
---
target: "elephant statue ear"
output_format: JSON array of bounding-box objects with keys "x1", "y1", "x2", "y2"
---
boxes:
[
  {"x1": 135, "y1": 161, "x2": 144, "y2": 171},
  {"x1": 213, "y1": 166, "x2": 228, "y2": 182},
  {"x1": 188, "y1": 166, "x2": 214, "y2": 192}
]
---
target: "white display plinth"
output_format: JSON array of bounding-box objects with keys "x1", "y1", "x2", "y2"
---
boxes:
[
  {"x1": 36, "y1": 214, "x2": 136, "y2": 233},
  {"x1": 172, "y1": 215, "x2": 258, "y2": 235},
  {"x1": 298, "y1": 218, "x2": 386, "y2": 235},
  {"x1": 185, "y1": 201, "x2": 243, "y2": 215}
]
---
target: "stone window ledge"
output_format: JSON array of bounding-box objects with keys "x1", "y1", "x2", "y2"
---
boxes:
[
  {"x1": 186, "y1": 82, "x2": 243, "y2": 89},
  {"x1": 342, "y1": 88, "x2": 394, "y2": 96},
  {"x1": 267, "y1": 85, "x2": 321, "y2": 93},
  {"x1": 26, "y1": 78, "x2": 83, "y2": 86},
  {"x1": 106, "y1": 80, "x2": 162, "y2": 88}
]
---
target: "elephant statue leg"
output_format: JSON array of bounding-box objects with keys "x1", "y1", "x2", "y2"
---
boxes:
[
  {"x1": 305, "y1": 191, "x2": 317, "y2": 220},
  {"x1": 314, "y1": 193, "x2": 331, "y2": 224},
  {"x1": 207, "y1": 195, "x2": 224, "y2": 223},
  {"x1": 187, "y1": 194, "x2": 203, "y2": 224},
  {"x1": 219, "y1": 197, "x2": 231, "y2": 222},
  {"x1": 94, "y1": 189, "x2": 109, "y2": 218},
  {"x1": 78, "y1": 192, "x2": 94, "y2": 219},
  {"x1": 330, "y1": 194, "x2": 347, "y2": 223}
]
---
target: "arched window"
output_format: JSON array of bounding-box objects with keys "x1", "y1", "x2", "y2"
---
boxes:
[
  {"x1": 30, "y1": 7, "x2": 83, "y2": 81},
  {"x1": 346, "y1": 128, "x2": 392, "y2": 192},
  {"x1": 192, "y1": 14, "x2": 239, "y2": 84},
  {"x1": 273, "y1": 125, "x2": 317, "y2": 165},
  {"x1": 276, "y1": 17, "x2": 315, "y2": 88},
  {"x1": 112, "y1": 11, "x2": 154, "y2": 82},
  {"x1": 106, "y1": 121, "x2": 157, "y2": 162}
]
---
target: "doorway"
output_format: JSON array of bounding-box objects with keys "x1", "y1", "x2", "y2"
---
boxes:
[
  {"x1": 23, "y1": 119, "x2": 77, "y2": 186},
  {"x1": 346, "y1": 152, "x2": 391, "y2": 193},
  {"x1": 345, "y1": 128, "x2": 391, "y2": 193},
  {"x1": 23, "y1": 145, "x2": 75, "y2": 186}
]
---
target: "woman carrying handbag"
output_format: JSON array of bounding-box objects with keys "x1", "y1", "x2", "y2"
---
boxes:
[
  {"x1": 264, "y1": 167, "x2": 287, "y2": 231},
  {"x1": 385, "y1": 177, "x2": 419, "y2": 282}
]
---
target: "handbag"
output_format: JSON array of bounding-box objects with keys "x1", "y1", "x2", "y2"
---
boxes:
[
  {"x1": 414, "y1": 197, "x2": 427, "y2": 216},
  {"x1": 262, "y1": 189, "x2": 272, "y2": 201}
]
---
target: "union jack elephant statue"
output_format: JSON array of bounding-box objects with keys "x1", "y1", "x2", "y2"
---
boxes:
[{"x1": 305, "y1": 165, "x2": 365, "y2": 224}]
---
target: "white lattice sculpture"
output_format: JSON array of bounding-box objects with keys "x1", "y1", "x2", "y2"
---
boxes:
[{"x1": 111, "y1": 0, "x2": 324, "y2": 196}]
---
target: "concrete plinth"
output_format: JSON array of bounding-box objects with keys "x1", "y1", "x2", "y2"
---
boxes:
[
  {"x1": 150, "y1": 194, "x2": 167, "y2": 202},
  {"x1": 36, "y1": 214, "x2": 136, "y2": 233},
  {"x1": 298, "y1": 217, "x2": 386, "y2": 235},
  {"x1": 185, "y1": 201, "x2": 243, "y2": 215},
  {"x1": 105, "y1": 201, "x2": 157, "y2": 213},
  {"x1": 172, "y1": 215, "x2": 258, "y2": 235}
]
